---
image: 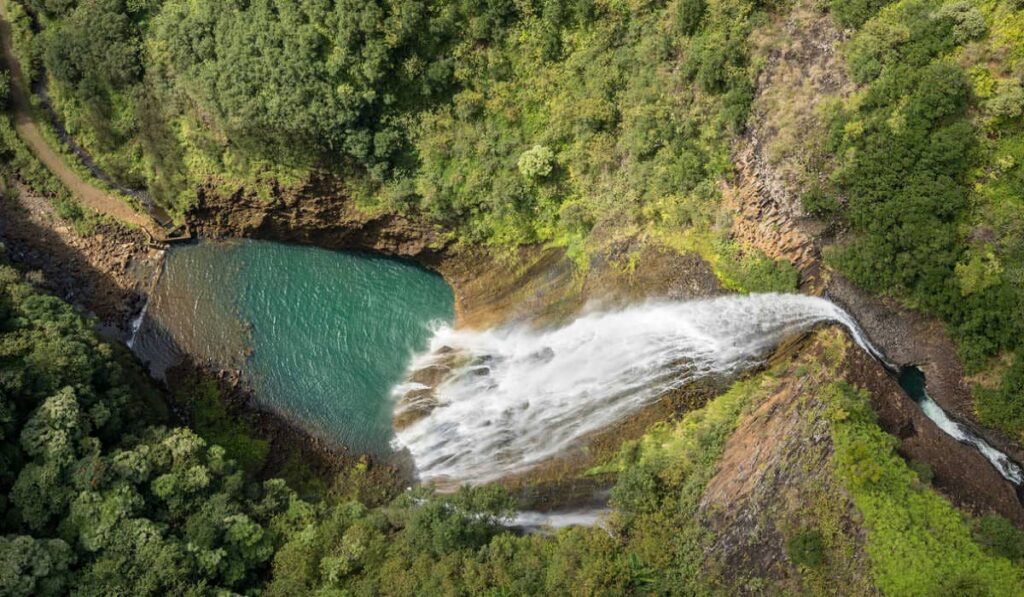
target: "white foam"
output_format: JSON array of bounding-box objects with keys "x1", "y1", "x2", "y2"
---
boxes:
[{"x1": 393, "y1": 293, "x2": 879, "y2": 485}]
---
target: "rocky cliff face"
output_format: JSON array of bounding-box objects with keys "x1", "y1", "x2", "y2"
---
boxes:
[
  {"x1": 827, "y1": 276, "x2": 1024, "y2": 470},
  {"x1": 699, "y1": 340, "x2": 876, "y2": 594},
  {"x1": 723, "y1": 0, "x2": 1024, "y2": 501},
  {"x1": 186, "y1": 178, "x2": 448, "y2": 261},
  {"x1": 698, "y1": 329, "x2": 1024, "y2": 593},
  {"x1": 0, "y1": 183, "x2": 162, "y2": 336},
  {"x1": 725, "y1": 0, "x2": 853, "y2": 292}
]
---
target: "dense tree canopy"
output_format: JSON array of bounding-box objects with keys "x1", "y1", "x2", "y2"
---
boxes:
[
  {"x1": 811, "y1": 0, "x2": 1024, "y2": 433},
  {"x1": 152, "y1": 0, "x2": 461, "y2": 176},
  {"x1": 19, "y1": 0, "x2": 770, "y2": 251}
]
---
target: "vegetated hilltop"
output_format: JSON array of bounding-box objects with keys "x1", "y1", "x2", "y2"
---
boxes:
[{"x1": 3, "y1": 0, "x2": 1024, "y2": 593}]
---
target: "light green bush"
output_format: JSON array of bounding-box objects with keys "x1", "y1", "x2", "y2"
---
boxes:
[{"x1": 517, "y1": 145, "x2": 555, "y2": 179}]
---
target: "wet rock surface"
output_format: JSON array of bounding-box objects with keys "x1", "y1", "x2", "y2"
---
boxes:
[
  {"x1": 393, "y1": 349, "x2": 468, "y2": 432},
  {"x1": 0, "y1": 185, "x2": 163, "y2": 338},
  {"x1": 841, "y1": 335, "x2": 1024, "y2": 525}
]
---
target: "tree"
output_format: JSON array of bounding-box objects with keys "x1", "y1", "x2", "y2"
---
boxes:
[
  {"x1": 517, "y1": 145, "x2": 555, "y2": 179},
  {"x1": 0, "y1": 535, "x2": 76, "y2": 596}
]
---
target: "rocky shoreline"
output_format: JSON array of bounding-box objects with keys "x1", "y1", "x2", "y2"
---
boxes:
[{"x1": 0, "y1": 182, "x2": 163, "y2": 335}]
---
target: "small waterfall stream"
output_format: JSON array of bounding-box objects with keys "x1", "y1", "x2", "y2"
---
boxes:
[
  {"x1": 393, "y1": 293, "x2": 1022, "y2": 490},
  {"x1": 900, "y1": 367, "x2": 1024, "y2": 485},
  {"x1": 126, "y1": 294, "x2": 151, "y2": 350}
]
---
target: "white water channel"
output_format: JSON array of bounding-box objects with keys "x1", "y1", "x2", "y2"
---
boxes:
[
  {"x1": 126, "y1": 296, "x2": 150, "y2": 350},
  {"x1": 393, "y1": 294, "x2": 890, "y2": 485},
  {"x1": 916, "y1": 391, "x2": 1024, "y2": 485},
  {"x1": 393, "y1": 293, "x2": 1023, "y2": 492}
]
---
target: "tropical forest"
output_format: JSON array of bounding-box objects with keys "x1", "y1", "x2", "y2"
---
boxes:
[{"x1": 3, "y1": 0, "x2": 1024, "y2": 594}]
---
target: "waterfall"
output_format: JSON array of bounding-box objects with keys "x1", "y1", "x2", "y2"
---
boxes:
[
  {"x1": 510, "y1": 509, "x2": 606, "y2": 532},
  {"x1": 126, "y1": 296, "x2": 150, "y2": 350},
  {"x1": 393, "y1": 293, "x2": 885, "y2": 485},
  {"x1": 394, "y1": 293, "x2": 1024, "y2": 490}
]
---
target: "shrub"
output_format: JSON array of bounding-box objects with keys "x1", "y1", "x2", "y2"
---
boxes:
[
  {"x1": 801, "y1": 185, "x2": 841, "y2": 218},
  {"x1": 717, "y1": 248, "x2": 800, "y2": 293},
  {"x1": 955, "y1": 251, "x2": 1004, "y2": 297},
  {"x1": 610, "y1": 464, "x2": 663, "y2": 516},
  {"x1": 908, "y1": 459, "x2": 934, "y2": 484},
  {"x1": 786, "y1": 529, "x2": 825, "y2": 568},
  {"x1": 985, "y1": 81, "x2": 1024, "y2": 121},
  {"x1": 675, "y1": 0, "x2": 706, "y2": 36},
  {"x1": 975, "y1": 352, "x2": 1024, "y2": 435},
  {"x1": 829, "y1": 0, "x2": 892, "y2": 29},
  {"x1": 936, "y1": 2, "x2": 987, "y2": 44},
  {"x1": 974, "y1": 515, "x2": 1024, "y2": 562}
]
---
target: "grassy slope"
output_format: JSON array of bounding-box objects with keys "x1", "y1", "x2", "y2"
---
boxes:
[{"x1": 597, "y1": 329, "x2": 1024, "y2": 594}]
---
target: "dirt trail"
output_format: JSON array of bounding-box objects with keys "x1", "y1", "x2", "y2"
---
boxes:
[{"x1": 0, "y1": 2, "x2": 169, "y2": 240}]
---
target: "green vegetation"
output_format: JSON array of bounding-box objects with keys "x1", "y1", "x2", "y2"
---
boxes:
[
  {"x1": 6, "y1": 0, "x2": 1024, "y2": 593},
  {"x1": 975, "y1": 352, "x2": 1024, "y2": 436},
  {"x1": 826, "y1": 380, "x2": 1024, "y2": 595},
  {"x1": 0, "y1": 264, "x2": 286, "y2": 594},
  {"x1": 806, "y1": 0, "x2": 1024, "y2": 439},
  {"x1": 826, "y1": 4, "x2": 991, "y2": 353},
  {"x1": 172, "y1": 375, "x2": 269, "y2": 478},
  {"x1": 975, "y1": 514, "x2": 1024, "y2": 562},
  {"x1": 20, "y1": 0, "x2": 780, "y2": 262},
  {"x1": 786, "y1": 529, "x2": 826, "y2": 569},
  {"x1": 0, "y1": 61, "x2": 99, "y2": 234}
]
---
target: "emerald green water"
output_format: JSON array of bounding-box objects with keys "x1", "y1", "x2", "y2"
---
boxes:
[{"x1": 134, "y1": 240, "x2": 454, "y2": 453}]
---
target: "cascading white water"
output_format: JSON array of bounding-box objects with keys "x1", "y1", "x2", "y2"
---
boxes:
[
  {"x1": 510, "y1": 509, "x2": 606, "y2": 531},
  {"x1": 917, "y1": 393, "x2": 1024, "y2": 485},
  {"x1": 126, "y1": 297, "x2": 149, "y2": 350},
  {"x1": 393, "y1": 293, "x2": 885, "y2": 485}
]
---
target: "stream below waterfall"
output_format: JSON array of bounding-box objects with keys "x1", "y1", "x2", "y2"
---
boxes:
[{"x1": 899, "y1": 366, "x2": 1024, "y2": 485}]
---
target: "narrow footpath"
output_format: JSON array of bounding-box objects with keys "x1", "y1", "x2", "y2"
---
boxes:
[{"x1": 0, "y1": 1, "x2": 182, "y2": 242}]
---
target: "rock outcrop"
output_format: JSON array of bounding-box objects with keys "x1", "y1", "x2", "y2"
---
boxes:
[
  {"x1": 726, "y1": 0, "x2": 853, "y2": 292},
  {"x1": 187, "y1": 176, "x2": 448, "y2": 261}
]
